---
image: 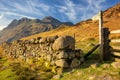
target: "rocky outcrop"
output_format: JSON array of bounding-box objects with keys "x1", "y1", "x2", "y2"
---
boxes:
[{"x1": 2, "y1": 36, "x2": 84, "y2": 70}]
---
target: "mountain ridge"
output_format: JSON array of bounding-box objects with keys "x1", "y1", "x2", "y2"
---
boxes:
[{"x1": 0, "y1": 16, "x2": 73, "y2": 43}]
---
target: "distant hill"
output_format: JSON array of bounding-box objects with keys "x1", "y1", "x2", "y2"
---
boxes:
[
  {"x1": 0, "y1": 16, "x2": 73, "y2": 43},
  {"x1": 22, "y1": 3, "x2": 120, "y2": 42}
]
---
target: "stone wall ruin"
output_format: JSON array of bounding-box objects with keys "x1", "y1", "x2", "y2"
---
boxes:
[{"x1": 2, "y1": 35, "x2": 84, "y2": 69}]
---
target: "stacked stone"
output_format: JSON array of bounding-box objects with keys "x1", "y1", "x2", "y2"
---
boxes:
[
  {"x1": 52, "y1": 36, "x2": 84, "y2": 68},
  {"x1": 2, "y1": 35, "x2": 84, "y2": 69}
]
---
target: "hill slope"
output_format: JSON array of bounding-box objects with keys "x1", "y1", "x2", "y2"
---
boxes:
[
  {"x1": 22, "y1": 3, "x2": 120, "y2": 42},
  {"x1": 0, "y1": 16, "x2": 73, "y2": 43}
]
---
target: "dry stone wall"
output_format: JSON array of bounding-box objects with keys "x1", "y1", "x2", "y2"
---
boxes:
[{"x1": 2, "y1": 35, "x2": 84, "y2": 68}]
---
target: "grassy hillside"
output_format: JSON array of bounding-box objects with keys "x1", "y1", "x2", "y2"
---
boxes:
[
  {"x1": 22, "y1": 17, "x2": 120, "y2": 53},
  {"x1": 22, "y1": 17, "x2": 120, "y2": 41}
]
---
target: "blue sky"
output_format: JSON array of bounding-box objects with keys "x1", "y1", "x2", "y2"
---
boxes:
[{"x1": 0, "y1": 0, "x2": 119, "y2": 30}]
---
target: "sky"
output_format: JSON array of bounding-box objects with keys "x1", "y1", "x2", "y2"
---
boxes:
[{"x1": 0, "y1": 0, "x2": 120, "y2": 30}]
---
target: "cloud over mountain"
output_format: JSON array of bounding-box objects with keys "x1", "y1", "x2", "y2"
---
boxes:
[{"x1": 0, "y1": 0, "x2": 119, "y2": 30}]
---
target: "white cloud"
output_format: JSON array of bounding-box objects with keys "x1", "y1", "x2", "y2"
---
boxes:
[
  {"x1": 12, "y1": 1, "x2": 44, "y2": 16},
  {"x1": 0, "y1": 26, "x2": 6, "y2": 30},
  {"x1": 0, "y1": 12, "x2": 36, "y2": 30},
  {"x1": 27, "y1": 0, "x2": 51, "y2": 12},
  {"x1": 82, "y1": 0, "x2": 106, "y2": 20},
  {"x1": 0, "y1": 16, "x2": 11, "y2": 30},
  {"x1": 0, "y1": 14, "x2": 4, "y2": 19},
  {"x1": 57, "y1": 0, "x2": 77, "y2": 20},
  {"x1": 0, "y1": 0, "x2": 109, "y2": 28},
  {"x1": 0, "y1": 0, "x2": 52, "y2": 29},
  {"x1": 5, "y1": 12, "x2": 35, "y2": 19}
]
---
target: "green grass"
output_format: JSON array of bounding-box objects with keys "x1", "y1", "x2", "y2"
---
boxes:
[
  {"x1": 51, "y1": 39, "x2": 120, "y2": 80},
  {"x1": 52, "y1": 64, "x2": 120, "y2": 80},
  {"x1": 76, "y1": 38, "x2": 98, "y2": 53},
  {"x1": 0, "y1": 39, "x2": 120, "y2": 80},
  {"x1": 0, "y1": 58, "x2": 17, "y2": 80},
  {"x1": 51, "y1": 54, "x2": 120, "y2": 80},
  {"x1": 0, "y1": 69, "x2": 17, "y2": 80}
]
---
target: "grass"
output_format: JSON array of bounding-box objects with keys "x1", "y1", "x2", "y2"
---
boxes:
[
  {"x1": 0, "y1": 57, "x2": 17, "y2": 80},
  {"x1": 0, "y1": 37, "x2": 120, "y2": 80},
  {"x1": 52, "y1": 64, "x2": 120, "y2": 80},
  {"x1": 0, "y1": 69, "x2": 17, "y2": 80},
  {"x1": 51, "y1": 39, "x2": 120, "y2": 80},
  {"x1": 0, "y1": 55, "x2": 55, "y2": 80},
  {"x1": 51, "y1": 52, "x2": 120, "y2": 80}
]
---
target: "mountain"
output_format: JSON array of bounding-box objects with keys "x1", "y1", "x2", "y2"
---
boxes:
[
  {"x1": 22, "y1": 3, "x2": 120, "y2": 42},
  {"x1": 0, "y1": 16, "x2": 73, "y2": 43},
  {"x1": 103, "y1": 3, "x2": 120, "y2": 18}
]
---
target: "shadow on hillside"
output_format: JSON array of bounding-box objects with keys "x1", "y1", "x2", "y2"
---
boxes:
[{"x1": 79, "y1": 53, "x2": 113, "y2": 69}]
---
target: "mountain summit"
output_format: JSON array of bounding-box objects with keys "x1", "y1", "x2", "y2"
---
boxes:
[{"x1": 0, "y1": 17, "x2": 73, "y2": 43}]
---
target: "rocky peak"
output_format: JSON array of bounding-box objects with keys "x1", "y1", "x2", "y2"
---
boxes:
[
  {"x1": 0, "y1": 16, "x2": 73, "y2": 43},
  {"x1": 41, "y1": 16, "x2": 61, "y2": 23},
  {"x1": 7, "y1": 19, "x2": 19, "y2": 29},
  {"x1": 18, "y1": 17, "x2": 31, "y2": 23},
  {"x1": 31, "y1": 19, "x2": 41, "y2": 23}
]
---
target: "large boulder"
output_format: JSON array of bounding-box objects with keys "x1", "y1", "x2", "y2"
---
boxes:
[{"x1": 52, "y1": 36, "x2": 75, "y2": 50}]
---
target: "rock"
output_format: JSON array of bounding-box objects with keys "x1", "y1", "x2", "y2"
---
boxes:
[
  {"x1": 53, "y1": 74, "x2": 62, "y2": 79},
  {"x1": 25, "y1": 40, "x2": 31, "y2": 44},
  {"x1": 3, "y1": 35, "x2": 84, "y2": 69},
  {"x1": 30, "y1": 38, "x2": 36, "y2": 43},
  {"x1": 56, "y1": 68, "x2": 64, "y2": 74},
  {"x1": 75, "y1": 51, "x2": 81, "y2": 57},
  {"x1": 47, "y1": 35, "x2": 58, "y2": 43},
  {"x1": 80, "y1": 57, "x2": 84, "y2": 63},
  {"x1": 51, "y1": 61, "x2": 55, "y2": 65},
  {"x1": 36, "y1": 37, "x2": 41, "y2": 40},
  {"x1": 52, "y1": 36, "x2": 75, "y2": 50},
  {"x1": 2, "y1": 42, "x2": 8, "y2": 48},
  {"x1": 55, "y1": 59, "x2": 69, "y2": 67},
  {"x1": 111, "y1": 62, "x2": 120, "y2": 69},
  {"x1": 39, "y1": 37, "x2": 47, "y2": 43},
  {"x1": 70, "y1": 58, "x2": 80, "y2": 68},
  {"x1": 96, "y1": 74, "x2": 112, "y2": 80},
  {"x1": 57, "y1": 51, "x2": 68, "y2": 59},
  {"x1": 34, "y1": 39, "x2": 39, "y2": 44},
  {"x1": 46, "y1": 54, "x2": 52, "y2": 62},
  {"x1": 89, "y1": 75, "x2": 95, "y2": 80},
  {"x1": 68, "y1": 52, "x2": 75, "y2": 59},
  {"x1": 12, "y1": 40, "x2": 22, "y2": 44},
  {"x1": 90, "y1": 63, "x2": 99, "y2": 69},
  {"x1": 102, "y1": 63, "x2": 110, "y2": 68}
]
